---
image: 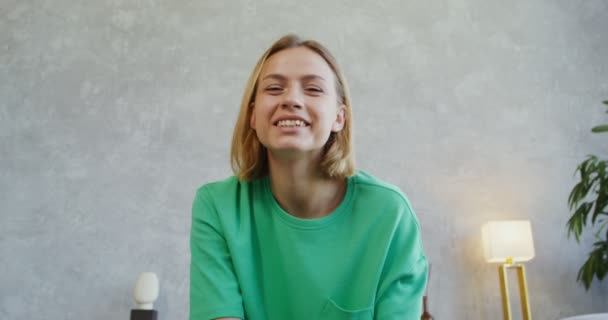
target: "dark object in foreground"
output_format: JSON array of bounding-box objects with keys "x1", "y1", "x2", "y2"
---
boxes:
[
  {"x1": 421, "y1": 296, "x2": 433, "y2": 320},
  {"x1": 131, "y1": 309, "x2": 158, "y2": 320}
]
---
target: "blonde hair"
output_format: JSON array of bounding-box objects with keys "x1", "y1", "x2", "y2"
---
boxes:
[{"x1": 230, "y1": 34, "x2": 355, "y2": 181}]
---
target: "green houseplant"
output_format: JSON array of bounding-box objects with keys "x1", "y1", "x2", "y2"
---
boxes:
[{"x1": 567, "y1": 100, "x2": 608, "y2": 290}]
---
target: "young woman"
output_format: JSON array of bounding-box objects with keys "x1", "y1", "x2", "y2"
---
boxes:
[{"x1": 190, "y1": 34, "x2": 428, "y2": 320}]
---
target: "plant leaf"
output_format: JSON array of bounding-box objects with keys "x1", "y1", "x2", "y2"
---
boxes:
[
  {"x1": 591, "y1": 125, "x2": 608, "y2": 133},
  {"x1": 595, "y1": 220, "x2": 608, "y2": 240},
  {"x1": 592, "y1": 193, "x2": 608, "y2": 224},
  {"x1": 569, "y1": 156, "x2": 600, "y2": 210},
  {"x1": 567, "y1": 202, "x2": 593, "y2": 242}
]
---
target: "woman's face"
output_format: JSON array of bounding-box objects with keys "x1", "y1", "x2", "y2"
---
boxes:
[{"x1": 250, "y1": 47, "x2": 345, "y2": 159}]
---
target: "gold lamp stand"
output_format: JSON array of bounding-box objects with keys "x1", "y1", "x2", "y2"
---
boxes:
[{"x1": 498, "y1": 258, "x2": 532, "y2": 320}]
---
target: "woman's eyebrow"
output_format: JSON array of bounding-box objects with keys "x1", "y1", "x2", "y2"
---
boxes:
[{"x1": 262, "y1": 74, "x2": 326, "y2": 82}]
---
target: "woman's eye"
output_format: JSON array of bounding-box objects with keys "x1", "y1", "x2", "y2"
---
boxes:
[
  {"x1": 265, "y1": 86, "x2": 283, "y2": 92},
  {"x1": 306, "y1": 87, "x2": 323, "y2": 93}
]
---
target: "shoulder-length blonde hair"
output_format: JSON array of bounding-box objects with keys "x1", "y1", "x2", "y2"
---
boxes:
[{"x1": 230, "y1": 34, "x2": 355, "y2": 181}]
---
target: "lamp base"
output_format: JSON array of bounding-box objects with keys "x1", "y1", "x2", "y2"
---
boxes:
[
  {"x1": 499, "y1": 263, "x2": 532, "y2": 320},
  {"x1": 130, "y1": 309, "x2": 158, "y2": 320}
]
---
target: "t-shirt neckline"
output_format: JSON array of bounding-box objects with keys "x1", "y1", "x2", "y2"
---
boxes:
[{"x1": 262, "y1": 174, "x2": 356, "y2": 230}]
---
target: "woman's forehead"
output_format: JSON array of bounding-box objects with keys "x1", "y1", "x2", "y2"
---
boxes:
[{"x1": 259, "y1": 47, "x2": 334, "y2": 81}]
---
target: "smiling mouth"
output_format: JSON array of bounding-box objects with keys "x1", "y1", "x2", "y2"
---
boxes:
[{"x1": 274, "y1": 119, "x2": 310, "y2": 127}]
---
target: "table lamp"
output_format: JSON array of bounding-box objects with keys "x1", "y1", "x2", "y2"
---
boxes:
[
  {"x1": 131, "y1": 272, "x2": 159, "y2": 320},
  {"x1": 482, "y1": 220, "x2": 535, "y2": 320}
]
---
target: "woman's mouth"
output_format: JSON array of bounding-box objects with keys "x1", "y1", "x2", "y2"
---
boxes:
[{"x1": 275, "y1": 119, "x2": 309, "y2": 127}]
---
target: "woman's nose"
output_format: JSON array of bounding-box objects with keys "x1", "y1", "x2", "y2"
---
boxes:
[{"x1": 281, "y1": 86, "x2": 303, "y2": 109}]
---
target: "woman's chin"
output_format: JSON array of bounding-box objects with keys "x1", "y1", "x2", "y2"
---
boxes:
[
  {"x1": 269, "y1": 145, "x2": 307, "y2": 153},
  {"x1": 267, "y1": 145, "x2": 323, "y2": 158}
]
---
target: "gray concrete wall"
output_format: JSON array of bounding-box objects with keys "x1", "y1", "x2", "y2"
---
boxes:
[{"x1": 1, "y1": 0, "x2": 607, "y2": 319}]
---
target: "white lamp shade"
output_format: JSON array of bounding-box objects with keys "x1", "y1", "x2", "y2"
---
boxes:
[{"x1": 482, "y1": 220, "x2": 535, "y2": 263}]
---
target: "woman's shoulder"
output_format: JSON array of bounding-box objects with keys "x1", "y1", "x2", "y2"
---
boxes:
[
  {"x1": 196, "y1": 175, "x2": 239, "y2": 194},
  {"x1": 195, "y1": 175, "x2": 263, "y2": 201},
  {"x1": 353, "y1": 170, "x2": 407, "y2": 200},
  {"x1": 352, "y1": 170, "x2": 415, "y2": 216},
  {"x1": 192, "y1": 176, "x2": 261, "y2": 223}
]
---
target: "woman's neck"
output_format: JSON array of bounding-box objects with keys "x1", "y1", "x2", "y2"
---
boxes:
[{"x1": 267, "y1": 151, "x2": 346, "y2": 219}]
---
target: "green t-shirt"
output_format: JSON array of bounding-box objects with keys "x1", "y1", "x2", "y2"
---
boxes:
[{"x1": 190, "y1": 171, "x2": 428, "y2": 320}]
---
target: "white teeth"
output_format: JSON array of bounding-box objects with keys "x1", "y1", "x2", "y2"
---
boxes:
[{"x1": 277, "y1": 120, "x2": 307, "y2": 127}]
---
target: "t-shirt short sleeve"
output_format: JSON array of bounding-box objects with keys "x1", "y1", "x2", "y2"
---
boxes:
[
  {"x1": 190, "y1": 186, "x2": 244, "y2": 320},
  {"x1": 373, "y1": 196, "x2": 428, "y2": 320}
]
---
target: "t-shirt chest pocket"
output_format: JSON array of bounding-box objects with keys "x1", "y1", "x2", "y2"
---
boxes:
[{"x1": 319, "y1": 299, "x2": 373, "y2": 320}]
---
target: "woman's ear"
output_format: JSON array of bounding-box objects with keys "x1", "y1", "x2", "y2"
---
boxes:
[
  {"x1": 249, "y1": 102, "x2": 256, "y2": 130},
  {"x1": 331, "y1": 104, "x2": 346, "y2": 132}
]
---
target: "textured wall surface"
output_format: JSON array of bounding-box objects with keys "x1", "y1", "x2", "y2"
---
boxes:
[{"x1": 2, "y1": 0, "x2": 608, "y2": 319}]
